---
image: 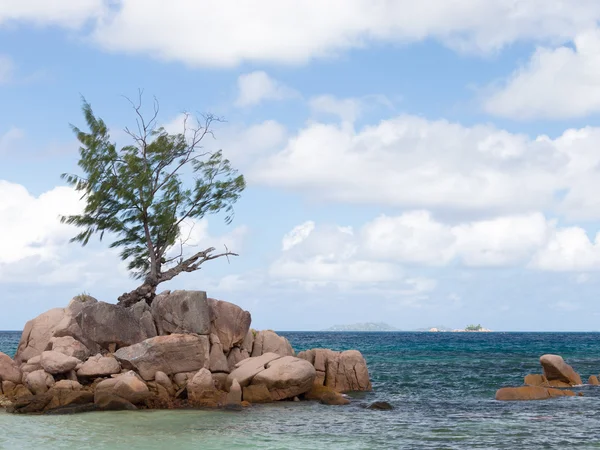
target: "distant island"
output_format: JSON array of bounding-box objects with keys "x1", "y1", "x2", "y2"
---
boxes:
[
  {"x1": 429, "y1": 324, "x2": 492, "y2": 332},
  {"x1": 325, "y1": 322, "x2": 400, "y2": 332}
]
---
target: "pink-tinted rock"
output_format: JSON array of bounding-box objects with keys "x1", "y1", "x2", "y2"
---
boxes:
[
  {"x1": 151, "y1": 290, "x2": 211, "y2": 336},
  {"x1": 40, "y1": 351, "x2": 80, "y2": 375},
  {"x1": 25, "y1": 370, "x2": 54, "y2": 395},
  {"x1": 76, "y1": 354, "x2": 121, "y2": 377},
  {"x1": 226, "y1": 353, "x2": 282, "y2": 390},
  {"x1": 251, "y1": 356, "x2": 316, "y2": 401},
  {"x1": 540, "y1": 354, "x2": 582, "y2": 386},
  {"x1": 47, "y1": 336, "x2": 90, "y2": 361},
  {"x1": 208, "y1": 298, "x2": 252, "y2": 353},
  {"x1": 0, "y1": 352, "x2": 22, "y2": 384},
  {"x1": 114, "y1": 334, "x2": 209, "y2": 380},
  {"x1": 251, "y1": 330, "x2": 294, "y2": 357},
  {"x1": 95, "y1": 372, "x2": 150, "y2": 404}
]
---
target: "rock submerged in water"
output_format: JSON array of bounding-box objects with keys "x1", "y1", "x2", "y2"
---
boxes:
[
  {"x1": 496, "y1": 386, "x2": 576, "y2": 401},
  {"x1": 539, "y1": 354, "x2": 582, "y2": 386},
  {"x1": 1, "y1": 290, "x2": 372, "y2": 414}
]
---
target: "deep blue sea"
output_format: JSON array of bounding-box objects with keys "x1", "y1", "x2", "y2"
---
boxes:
[{"x1": 2, "y1": 331, "x2": 600, "y2": 449}]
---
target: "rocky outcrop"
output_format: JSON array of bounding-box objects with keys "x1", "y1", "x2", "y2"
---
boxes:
[
  {"x1": 208, "y1": 298, "x2": 251, "y2": 352},
  {"x1": 152, "y1": 291, "x2": 211, "y2": 336},
  {"x1": 251, "y1": 330, "x2": 294, "y2": 358},
  {"x1": 114, "y1": 334, "x2": 210, "y2": 380},
  {"x1": 589, "y1": 375, "x2": 600, "y2": 385},
  {"x1": 539, "y1": 354, "x2": 582, "y2": 386},
  {"x1": 524, "y1": 374, "x2": 548, "y2": 387},
  {"x1": 496, "y1": 386, "x2": 576, "y2": 401},
  {"x1": 4, "y1": 290, "x2": 372, "y2": 414},
  {"x1": 298, "y1": 348, "x2": 372, "y2": 392}
]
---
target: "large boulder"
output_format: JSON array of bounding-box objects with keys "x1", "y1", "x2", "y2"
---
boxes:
[
  {"x1": 0, "y1": 352, "x2": 22, "y2": 384},
  {"x1": 304, "y1": 384, "x2": 350, "y2": 406},
  {"x1": 40, "y1": 351, "x2": 80, "y2": 375},
  {"x1": 46, "y1": 336, "x2": 90, "y2": 361},
  {"x1": 298, "y1": 349, "x2": 372, "y2": 392},
  {"x1": 226, "y1": 347, "x2": 250, "y2": 372},
  {"x1": 114, "y1": 334, "x2": 210, "y2": 380},
  {"x1": 25, "y1": 370, "x2": 54, "y2": 395},
  {"x1": 76, "y1": 354, "x2": 121, "y2": 378},
  {"x1": 95, "y1": 372, "x2": 151, "y2": 405},
  {"x1": 152, "y1": 290, "x2": 211, "y2": 336},
  {"x1": 74, "y1": 301, "x2": 157, "y2": 350},
  {"x1": 208, "y1": 298, "x2": 251, "y2": 352},
  {"x1": 226, "y1": 353, "x2": 282, "y2": 390},
  {"x1": 251, "y1": 356, "x2": 316, "y2": 401},
  {"x1": 539, "y1": 354, "x2": 582, "y2": 386},
  {"x1": 242, "y1": 384, "x2": 272, "y2": 403},
  {"x1": 14, "y1": 308, "x2": 67, "y2": 364},
  {"x1": 495, "y1": 386, "x2": 576, "y2": 401},
  {"x1": 187, "y1": 368, "x2": 215, "y2": 403},
  {"x1": 251, "y1": 330, "x2": 294, "y2": 358}
]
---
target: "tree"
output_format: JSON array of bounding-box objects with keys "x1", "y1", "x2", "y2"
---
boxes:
[{"x1": 61, "y1": 93, "x2": 246, "y2": 307}]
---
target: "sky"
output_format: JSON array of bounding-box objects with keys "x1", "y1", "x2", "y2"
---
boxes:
[{"x1": 4, "y1": 1, "x2": 600, "y2": 331}]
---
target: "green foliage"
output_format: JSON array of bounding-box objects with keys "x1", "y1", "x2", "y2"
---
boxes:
[
  {"x1": 61, "y1": 96, "x2": 245, "y2": 282},
  {"x1": 465, "y1": 324, "x2": 483, "y2": 331}
]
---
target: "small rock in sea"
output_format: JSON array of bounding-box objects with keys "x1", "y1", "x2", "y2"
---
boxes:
[{"x1": 367, "y1": 401, "x2": 394, "y2": 410}]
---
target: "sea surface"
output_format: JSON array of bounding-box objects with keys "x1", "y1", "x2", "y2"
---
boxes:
[{"x1": 2, "y1": 331, "x2": 600, "y2": 449}]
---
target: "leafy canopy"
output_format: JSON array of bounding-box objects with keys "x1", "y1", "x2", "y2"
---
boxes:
[{"x1": 61, "y1": 96, "x2": 245, "y2": 281}]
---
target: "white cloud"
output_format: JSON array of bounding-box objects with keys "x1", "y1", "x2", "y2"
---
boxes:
[
  {"x1": 530, "y1": 226, "x2": 600, "y2": 271},
  {"x1": 248, "y1": 114, "x2": 600, "y2": 220},
  {"x1": 235, "y1": 71, "x2": 298, "y2": 107},
  {"x1": 90, "y1": 1, "x2": 600, "y2": 66},
  {"x1": 362, "y1": 211, "x2": 551, "y2": 267},
  {"x1": 0, "y1": 0, "x2": 105, "y2": 28},
  {"x1": 281, "y1": 221, "x2": 315, "y2": 251},
  {"x1": 485, "y1": 29, "x2": 600, "y2": 119},
  {"x1": 309, "y1": 95, "x2": 363, "y2": 123}
]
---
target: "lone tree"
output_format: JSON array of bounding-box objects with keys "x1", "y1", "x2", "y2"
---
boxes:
[{"x1": 61, "y1": 94, "x2": 246, "y2": 307}]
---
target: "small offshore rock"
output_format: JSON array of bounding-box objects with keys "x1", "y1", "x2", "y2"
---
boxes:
[{"x1": 367, "y1": 401, "x2": 394, "y2": 410}]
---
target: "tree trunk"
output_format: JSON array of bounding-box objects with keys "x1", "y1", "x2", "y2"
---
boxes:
[{"x1": 117, "y1": 282, "x2": 157, "y2": 307}]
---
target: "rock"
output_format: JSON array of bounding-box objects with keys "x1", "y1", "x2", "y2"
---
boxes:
[
  {"x1": 208, "y1": 298, "x2": 251, "y2": 352},
  {"x1": 242, "y1": 330, "x2": 254, "y2": 354},
  {"x1": 45, "y1": 389, "x2": 94, "y2": 412},
  {"x1": 52, "y1": 380, "x2": 83, "y2": 391},
  {"x1": 304, "y1": 384, "x2": 349, "y2": 405},
  {"x1": 539, "y1": 354, "x2": 582, "y2": 386},
  {"x1": 212, "y1": 373, "x2": 229, "y2": 391},
  {"x1": 152, "y1": 290, "x2": 211, "y2": 336},
  {"x1": 67, "y1": 294, "x2": 98, "y2": 315},
  {"x1": 94, "y1": 392, "x2": 137, "y2": 411},
  {"x1": 95, "y1": 373, "x2": 150, "y2": 404},
  {"x1": 226, "y1": 347, "x2": 250, "y2": 372},
  {"x1": 589, "y1": 375, "x2": 600, "y2": 385},
  {"x1": 326, "y1": 350, "x2": 372, "y2": 392},
  {"x1": 367, "y1": 401, "x2": 393, "y2": 410},
  {"x1": 129, "y1": 301, "x2": 158, "y2": 338},
  {"x1": 226, "y1": 379, "x2": 242, "y2": 406},
  {"x1": 298, "y1": 348, "x2": 338, "y2": 386},
  {"x1": 40, "y1": 351, "x2": 80, "y2": 375},
  {"x1": 226, "y1": 353, "x2": 282, "y2": 390},
  {"x1": 8, "y1": 393, "x2": 53, "y2": 414},
  {"x1": 546, "y1": 380, "x2": 573, "y2": 388},
  {"x1": 495, "y1": 386, "x2": 576, "y2": 401},
  {"x1": 114, "y1": 334, "x2": 210, "y2": 381},
  {"x1": 1, "y1": 381, "x2": 16, "y2": 396},
  {"x1": 251, "y1": 330, "x2": 294, "y2": 358},
  {"x1": 47, "y1": 336, "x2": 90, "y2": 361},
  {"x1": 11, "y1": 384, "x2": 32, "y2": 399},
  {"x1": 154, "y1": 371, "x2": 175, "y2": 396},
  {"x1": 187, "y1": 368, "x2": 216, "y2": 404},
  {"x1": 25, "y1": 370, "x2": 54, "y2": 395},
  {"x1": 0, "y1": 352, "x2": 22, "y2": 384},
  {"x1": 209, "y1": 334, "x2": 230, "y2": 373},
  {"x1": 20, "y1": 355, "x2": 42, "y2": 376},
  {"x1": 242, "y1": 384, "x2": 272, "y2": 403},
  {"x1": 524, "y1": 374, "x2": 548, "y2": 387},
  {"x1": 76, "y1": 354, "x2": 121, "y2": 378},
  {"x1": 74, "y1": 301, "x2": 157, "y2": 350},
  {"x1": 173, "y1": 371, "x2": 198, "y2": 389},
  {"x1": 14, "y1": 308, "x2": 66, "y2": 363},
  {"x1": 251, "y1": 356, "x2": 316, "y2": 401}
]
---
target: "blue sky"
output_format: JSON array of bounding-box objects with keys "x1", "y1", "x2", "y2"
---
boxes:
[{"x1": 4, "y1": 1, "x2": 600, "y2": 331}]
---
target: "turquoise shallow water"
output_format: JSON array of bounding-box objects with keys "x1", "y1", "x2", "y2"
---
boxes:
[{"x1": 2, "y1": 331, "x2": 600, "y2": 449}]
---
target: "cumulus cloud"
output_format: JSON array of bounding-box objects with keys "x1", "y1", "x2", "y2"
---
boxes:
[
  {"x1": 235, "y1": 71, "x2": 298, "y2": 107},
  {"x1": 88, "y1": 1, "x2": 600, "y2": 66},
  {"x1": 485, "y1": 29, "x2": 600, "y2": 119},
  {"x1": 0, "y1": 0, "x2": 105, "y2": 28},
  {"x1": 248, "y1": 114, "x2": 600, "y2": 220}
]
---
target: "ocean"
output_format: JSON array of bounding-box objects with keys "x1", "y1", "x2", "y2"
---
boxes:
[{"x1": 2, "y1": 331, "x2": 600, "y2": 449}]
